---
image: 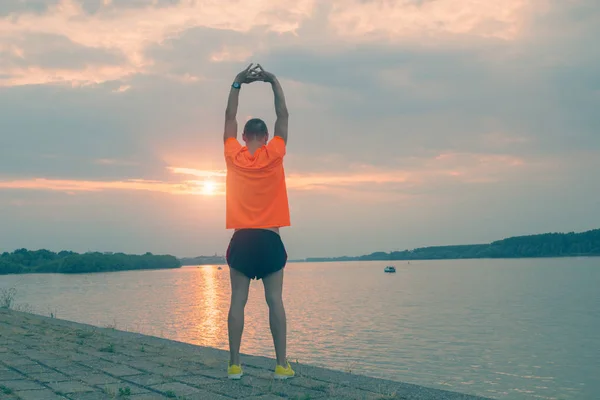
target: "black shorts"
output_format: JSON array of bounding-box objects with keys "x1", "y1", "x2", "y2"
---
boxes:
[{"x1": 226, "y1": 229, "x2": 288, "y2": 280}]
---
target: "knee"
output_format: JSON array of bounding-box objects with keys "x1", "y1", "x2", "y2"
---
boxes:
[
  {"x1": 265, "y1": 292, "x2": 283, "y2": 308},
  {"x1": 231, "y1": 292, "x2": 249, "y2": 308}
]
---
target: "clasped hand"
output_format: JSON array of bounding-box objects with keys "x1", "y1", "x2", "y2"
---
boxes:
[{"x1": 235, "y1": 63, "x2": 276, "y2": 84}]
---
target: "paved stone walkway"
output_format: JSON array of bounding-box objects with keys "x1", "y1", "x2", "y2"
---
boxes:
[{"x1": 0, "y1": 309, "x2": 490, "y2": 400}]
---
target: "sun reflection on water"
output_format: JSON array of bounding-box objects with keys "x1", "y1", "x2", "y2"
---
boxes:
[
  {"x1": 197, "y1": 266, "x2": 219, "y2": 342},
  {"x1": 172, "y1": 265, "x2": 229, "y2": 349}
]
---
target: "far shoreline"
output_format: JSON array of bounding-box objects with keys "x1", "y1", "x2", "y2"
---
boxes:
[
  {"x1": 183, "y1": 228, "x2": 600, "y2": 265},
  {"x1": 2, "y1": 254, "x2": 598, "y2": 276},
  {"x1": 3, "y1": 227, "x2": 599, "y2": 275},
  {"x1": 294, "y1": 253, "x2": 600, "y2": 263}
]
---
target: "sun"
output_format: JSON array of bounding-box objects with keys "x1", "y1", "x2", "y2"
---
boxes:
[{"x1": 202, "y1": 180, "x2": 217, "y2": 196}]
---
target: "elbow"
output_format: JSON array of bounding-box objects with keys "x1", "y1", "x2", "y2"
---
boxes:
[
  {"x1": 277, "y1": 109, "x2": 289, "y2": 119},
  {"x1": 225, "y1": 110, "x2": 236, "y2": 121}
]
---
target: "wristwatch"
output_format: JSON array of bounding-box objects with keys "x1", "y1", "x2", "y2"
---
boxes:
[{"x1": 232, "y1": 81, "x2": 241, "y2": 89}]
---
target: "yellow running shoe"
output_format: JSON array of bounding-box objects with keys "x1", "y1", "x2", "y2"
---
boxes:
[
  {"x1": 274, "y1": 362, "x2": 295, "y2": 380},
  {"x1": 228, "y1": 362, "x2": 243, "y2": 380}
]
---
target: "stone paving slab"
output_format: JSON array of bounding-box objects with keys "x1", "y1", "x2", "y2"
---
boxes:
[
  {"x1": 27, "y1": 372, "x2": 71, "y2": 384},
  {"x1": 75, "y1": 373, "x2": 121, "y2": 386},
  {"x1": 68, "y1": 392, "x2": 112, "y2": 400},
  {"x1": 1, "y1": 379, "x2": 49, "y2": 391},
  {"x1": 125, "y1": 395, "x2": 168, "y2": 400},
  {"x1": 121, "y1": 374, "x2": 172, "y2": 387},
  {"x1": 100, "y1": 383, "x2": 150, "y2": 395},
  {"x1": 151, "y1": 381, "x2": 204, "y2": 396},
  {"x1": 0, "y1": 370, "x2": 25, "y2": 381},
  {"x1": 45, "y1": 381, "x2": 96, "y2": 394},
  {"x1": 171, "y1": 375, "x2": 219, "y2": 386},
  {"x1": 0, "y1": 308, "x2": 493, "y2": 400},
  {"x1": 12, "y1": 389, "x2": 64, "y2": 400}
]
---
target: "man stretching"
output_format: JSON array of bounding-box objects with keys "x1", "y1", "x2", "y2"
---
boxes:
[{"x1": 223, "y1": 63, "x2": 295, "y2": 380}]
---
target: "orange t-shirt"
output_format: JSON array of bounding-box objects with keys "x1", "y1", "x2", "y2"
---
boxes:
[{"x1": 224, "y1": 136, "x2": 290, "y2": 229}]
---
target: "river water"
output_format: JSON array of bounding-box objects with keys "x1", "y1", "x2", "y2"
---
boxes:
[{"x1": 2, "y1": 258, "x2": 598, "y2": 399}]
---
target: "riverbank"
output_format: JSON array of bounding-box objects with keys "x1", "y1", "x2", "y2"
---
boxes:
[
  {"x1": 0, "y1": 309, "x2": 491, "y2": 399},
  {"x1": 0, "y1": 250, "x2": 180, "y2": 275}
]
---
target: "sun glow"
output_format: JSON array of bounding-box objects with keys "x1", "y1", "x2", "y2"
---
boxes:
[{"x1": 202, "y1": 180, "x2": 217, "y2": 196}]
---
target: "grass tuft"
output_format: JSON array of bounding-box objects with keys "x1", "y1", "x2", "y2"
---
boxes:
[
  {"x1": 76, "y1": 330, "x2": 94, "y2": 339},
  {"x1": 99, "y1": 343, "x2": 115, "y2": 353},
  {"x1": 0, "y1": 384, "x2": 13, "y2": 395},
  {"x1": 0, "y1": 288, "x2": 17, "y2": 309},
  {"x1": 118, "y1": 386, "x2": 132, "y2": 396}
]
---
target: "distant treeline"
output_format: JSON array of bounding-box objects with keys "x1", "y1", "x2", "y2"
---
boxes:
[
  {"x1": 4, "y1": 229, "x2": 599, "y2": 274},
  {"x1": 179, "y1": 255, "x2": 225, "y2": 266},
  {"x1": 305, "y1": 229, "x2": 600, "y2": 262},
  {"x1": 0, "y1": 249, "x2": 181, "y2": 275}
]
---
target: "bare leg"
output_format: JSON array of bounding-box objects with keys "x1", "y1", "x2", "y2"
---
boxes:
[
  {"x1": 262, "y1": 269, "x2": 287, "y2": 366},
  {"x1": 228, "y1": 267, "x2": 250, "y2": 366}
]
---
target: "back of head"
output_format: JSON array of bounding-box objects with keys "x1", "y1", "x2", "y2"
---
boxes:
[{"x1": 243, "y1": 118, "x2": 268, "y2": 142}]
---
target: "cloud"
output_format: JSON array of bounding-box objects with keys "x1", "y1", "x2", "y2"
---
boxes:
[
  {"x1": 0, "y1": 65, "x2": 136, "y2": 87},
  {"x1": 0, "y1": 0, "x2": 60, "y2": 17},
  {"x1": 0, "y1": 177, "x2": 221, "y2": 196},
  {"x1": 210, "y1": 46, "x2": 254, "y2": 63},
  {"x1": 93, "y1": 158, "x2": 138, "y2": 166},
  {"x1": 3, "y1": 33, "x2": 124, "y2": 68},
  {"x1": 0, "y1": 151, "x2": 534, "y2": 201},
  {"x1": 480, "y1": 132, "x2": 532, "y2": 148},
  {"x1": 168, "y1": 167, "x2": 226, "y2": 179},
  {"x1": 112, "y1": 84, "x2": 131, "y2": 93},
  {"x1": 0, "y1": 31, "x2": 129, "y2": 86},
  {"x1": 328, "y1": 0, "x2": 538, "y2": 41},
  {"x1": 0, "y1": 0, "x2": 557, "y2": 88},
  {"x1": 0, "y1": 0, "x2": 316, "y2": 86}
]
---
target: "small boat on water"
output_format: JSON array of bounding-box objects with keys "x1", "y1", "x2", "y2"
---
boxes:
[{"x1": 384, "y1": 266, "x2": 396, "y2": 273}]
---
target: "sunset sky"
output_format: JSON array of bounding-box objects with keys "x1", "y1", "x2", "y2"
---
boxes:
[{"x1": 1, "y1": 0, "x2": 599, "y2": 259}]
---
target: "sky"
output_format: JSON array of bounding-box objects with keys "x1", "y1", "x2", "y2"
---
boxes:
[{"x1": 1, "y1": 0, "x2": 599, "y2": 259}]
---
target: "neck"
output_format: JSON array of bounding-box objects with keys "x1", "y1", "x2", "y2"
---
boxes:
[{"x1": 246, "y1": 140, "x2": 265, "y2": 155}]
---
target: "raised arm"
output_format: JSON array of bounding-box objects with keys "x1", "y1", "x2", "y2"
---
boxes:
[
  {"x1": 224, "y1": 64, "x2": 261, "y2": 143},
  {"x1": 272, "y1": 79, "x2": 289, "y2": 144},
  {"x1": 257, "y1": 65, "x2": 289, "y2": 144},
  {"x1": 223, "y1": 86, "x2": 240, "y2": 143}
]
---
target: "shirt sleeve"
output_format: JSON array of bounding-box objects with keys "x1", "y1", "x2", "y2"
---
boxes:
[
  {"x1": 266, "y1": 136, "x2": 286, "y2": 159},
  {"x1": 224, "y1": 138, "x2": 242, "y2": 160}
]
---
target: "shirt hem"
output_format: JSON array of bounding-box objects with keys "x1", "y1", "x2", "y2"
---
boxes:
[{"x1": 226, "y1": 223, "x2": 291, "y2": 230}]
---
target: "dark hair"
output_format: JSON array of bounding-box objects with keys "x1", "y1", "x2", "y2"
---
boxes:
[{"x1": 243, "y1": 118, "x2": 268, "y2": 139}]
